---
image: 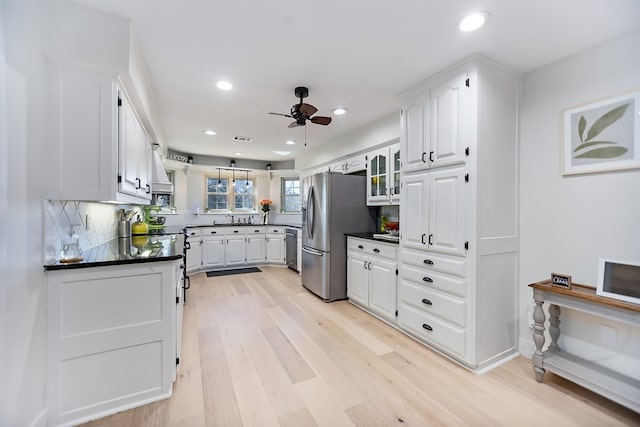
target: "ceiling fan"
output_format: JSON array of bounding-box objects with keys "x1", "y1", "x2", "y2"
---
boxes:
[{"x1": 269, "y1": 86, "x2": 332, "y2": 128}]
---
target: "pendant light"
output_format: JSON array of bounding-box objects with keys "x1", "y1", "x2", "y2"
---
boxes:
[
  {"x1": 245, "y1": 170, "x2": 249, "y2": 187},
  {"x1": 216, "y1": 168, "x2": 222, "y2": 188},
  {"x1": 232, "y1": 169, "x2": 236, "y2": 184}
]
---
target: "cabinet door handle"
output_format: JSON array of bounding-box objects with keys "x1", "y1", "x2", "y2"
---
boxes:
[
  {"x1": 429, "y1": 151, "x2": 434, "y2": 162},
  {"x1": 428, "y1": 234, "x2": 433, "y2": 245},
  {"x1": 422, "y1": 323, "x2": 433, "y2": 331},
  {"x1": 135, "y1": 177, "x2": 141, "y2": 189},
  {"x1": 358, "y1": 244, "x2": 364, "y2": 249},
  {"x1": 421, "y1": 234, "x2": 426, "y2": 245},
  {"x1": 185, "y1": 242, "x2": 191, "y2": 250},
  {"x1": 423, "y1": 259, "x2": 433, "y2": 265},
  {"x1": 422, "y1": 276, "x2": 433, "y2": 283},
  {"x1": 373, "y1": 248, "x2": 380, "y2": 253},
  {"x1": 145, "y1": 184, "x2": 151, "y2": 194},
  {"x1": 363, "y1": 260, "x2": 368, "y2": 270},
  {"x1": 421, "y1": 152, "x2": 427, "y2": 163},
  {"x1": 368, "y1": 261, "x2": 372, "y2": 270},
  {"x1": 421, "y1": 298, "x2": 432, "y2": 305}
]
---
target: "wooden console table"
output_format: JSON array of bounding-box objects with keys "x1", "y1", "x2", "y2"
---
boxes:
[{"x1": 529, "y1": 280, "x2": 640, "y2": 413}]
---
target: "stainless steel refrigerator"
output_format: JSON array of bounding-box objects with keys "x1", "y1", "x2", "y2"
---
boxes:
[{"x1": 301, "y1": 172, "x2": 376, "y2": 301}]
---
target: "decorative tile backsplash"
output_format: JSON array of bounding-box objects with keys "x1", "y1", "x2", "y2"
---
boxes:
[{"x1": 42, "y1": 199, "x2": 141, "y2": 264}]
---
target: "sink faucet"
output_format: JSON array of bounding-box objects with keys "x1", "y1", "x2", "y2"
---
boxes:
[{"x1": 227, "y1": 214, "x2": 234, "y2": 224}]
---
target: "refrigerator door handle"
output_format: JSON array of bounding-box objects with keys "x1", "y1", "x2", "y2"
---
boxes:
[
  {"x1": 302, "y1": 246, "x2": 323, "y2": 256},
  {"x1": 306, "y1": 185, "x2": 315, "y2": 240}
]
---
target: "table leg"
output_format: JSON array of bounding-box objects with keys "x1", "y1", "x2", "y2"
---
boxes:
[
  {"x1": 532, "y1": 299, "x2": 546, "y2": 382},
  {"x1": 548, "y1": 304, "x2": 561, "y2": 352}
]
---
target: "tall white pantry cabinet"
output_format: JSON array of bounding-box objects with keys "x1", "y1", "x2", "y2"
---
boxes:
[{"x1": 398, "y1": 56, "x2": 520, "y2": 372}]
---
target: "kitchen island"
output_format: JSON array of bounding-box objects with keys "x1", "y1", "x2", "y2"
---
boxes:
[{"x1": 44, "y1": 233, "x2": 185, "y2": 427}]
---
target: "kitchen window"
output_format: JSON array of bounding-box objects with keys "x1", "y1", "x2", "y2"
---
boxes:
[
  {"x1": 281, "y1": 177, "x2": 301, "y2": 212},
  {"x1": 205, "y1": 174, "x2": 255, "y2": 211}
]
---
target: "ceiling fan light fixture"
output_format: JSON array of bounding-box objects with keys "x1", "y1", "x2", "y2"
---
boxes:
[
  {"x1": 332, "y1": 108, "x2": 347, "y2": 115},
  {"x1": 459, "y1": 11, "x2": 490, "y2": 32},
  {"x1": 216, "y1": 80, "x2": 233, "y2": 91}
]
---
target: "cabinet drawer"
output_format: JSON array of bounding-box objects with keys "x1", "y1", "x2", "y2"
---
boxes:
[
  {"x1": 201, "y1": 227, "x2": 223, "y2": 236},
  {"x1": 247, "y1": 226, "x2": 266, "y2": 235},
  {"x1": 186, "y1": 228, "x2": 201, "y2": 237},
  {"x1": 399, "y1": 264, "x2": 467, "y2": 297},
  {"x1": 398, "y1": 280, "x2": 466, "y2": 327},
  {"x1": 398, "y1": 303, "x2": 466, "y2": 358},
  {"x1": 348, "y1": 237, "x2": 397, "y2": 260},
  {"x1": 400, "y1": 248, "x2": 466, "y2": 278},
  {"x1": 223, "y1": 227, "x2": 246, "y2": 235},
  {"x1": 267, "y1": 226, "x2": 285, "y2": 235}
]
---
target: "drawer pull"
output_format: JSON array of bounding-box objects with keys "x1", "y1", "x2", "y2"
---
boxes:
[
  {"x1": 421, "y1": 298, "x2": 432, "y2": 305},
  {"x1": 423, "y1": 259, "x2": 434, "y2": 265},
  {"x1": 233, "y1": 230, "x2": 239, "y2": 233},
  {"x1": 358, "y1": 245, "x2": 364, "y2": 249},
  {"x1": 254, "y1": 229, "x2": 260, "y2": 232},
  {"x1": 210, "y1": 231, "x2": 217, "y2": 234},
  {"x1": 373, "y1": 248, "x2": 380, "y2": 253},
  {"x1": 422, "y1": 323, "x2": 433, "y2": 331},
  {"x1": 422, "y1": 276, "x2": 433, "y2": 283}
]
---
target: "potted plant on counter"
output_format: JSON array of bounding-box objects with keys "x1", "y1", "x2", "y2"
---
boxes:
[{"x1": 260, "y1": 199, "x2": 272, "y2": 224}]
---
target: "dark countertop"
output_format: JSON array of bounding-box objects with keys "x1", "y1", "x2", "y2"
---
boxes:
[
  {"x1": 185, "y1": 223, "x2": 302, "y2": 229},
  {"x1": 44, "y1": 232, "x2": 185, "y2": 271},
  {"x1": 345, "y1": 232, "x2": 400, "y2": 245}
]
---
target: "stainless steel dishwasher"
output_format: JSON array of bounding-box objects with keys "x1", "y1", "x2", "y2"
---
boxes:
[{"x1": 285, "y1": 228, "x2": 298, "y2": 271}]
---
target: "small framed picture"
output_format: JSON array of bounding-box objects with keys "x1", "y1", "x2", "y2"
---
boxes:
[
  {"x1": 597, "y1": 258, "x2": 640, "y2": 305},
  {"x1": 563, "y1": 91, "x2": 640, "y2": 175},
  {"x1": 551, "y1": 273, "x2": 572, "y2": 289}
]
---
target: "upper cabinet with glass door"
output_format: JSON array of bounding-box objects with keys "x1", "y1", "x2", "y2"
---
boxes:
[{"x1": 366, "y1": 143, "x2": 400, "y2": 206}]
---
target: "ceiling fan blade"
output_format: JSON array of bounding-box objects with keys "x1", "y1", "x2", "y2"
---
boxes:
[
  {"x1": 310, "y1": 116, "x2": 332, "y2": 125},
  {"x1": 299, "y1": 103, "x2": 318, "y2": 117},
  {"x1": 288, "y1": 121, "x2": 300, "y2": 128}
]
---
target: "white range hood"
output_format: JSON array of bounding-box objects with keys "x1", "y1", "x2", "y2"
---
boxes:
[{"x1": 151, "y1": 144, "x2": 174, "y2": 194}]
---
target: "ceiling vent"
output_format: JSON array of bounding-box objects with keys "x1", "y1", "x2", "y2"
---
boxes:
[{"x1": 233, "y1": 136, "x2": 253, "y2": 142}]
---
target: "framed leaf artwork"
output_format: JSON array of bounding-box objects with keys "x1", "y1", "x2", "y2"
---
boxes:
[{"x1": 563, "y1": 91, "x2": 640, "y2": 175}]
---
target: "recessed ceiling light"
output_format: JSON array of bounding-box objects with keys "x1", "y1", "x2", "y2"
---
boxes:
[
  {"x1": 204, "y1": 130, "x2": 216, "y2": 135},
  {"x1": 285, "y1": 140, "x2": 296, "y2": 145},
  {"x1": 234, "y1": 152, "x2": 243, "y2": 156},
  {"x1": 273, "y1": 151, "x2": 291, "y2": 156},
  {"x1": 216, "y1": 80, "x2": 233, "y2": 91},
  {"x1": 459, "y1": 11, "x2": 490, "y2": 32},
  {"x1": 332, "y1": 108, "x2": 347, "y2": 115}
]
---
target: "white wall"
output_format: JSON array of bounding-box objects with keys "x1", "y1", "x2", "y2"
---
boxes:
[
  {"x1": 295, "y1": 111, "x2": 399, "y2": 171},
  {"x1": 519, "y1": 31, "x2": 640, "y2": 379},
  {"x1": 0, "y1": 1, "x2": 48, "y2": 425}
]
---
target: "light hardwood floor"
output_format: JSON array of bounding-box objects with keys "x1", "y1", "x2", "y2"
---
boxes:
[{"x1": 83, "y1": 267, "x2": 640, "y2": 427}]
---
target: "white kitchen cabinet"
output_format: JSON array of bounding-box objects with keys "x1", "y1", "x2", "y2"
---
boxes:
[
  {"x1": 367, "y1": 143, "x2": 400, "y2": 206},
  {"x1": 398, "y1": 55, "x2": 520, "y2": 372},
  {"x1": 400, "y1": 166, "x2": 467, "y2": 257},
  {"x1": 44, "y1": 63, "x2": 152, "y2": 204},
  {"x1": 347, "y1": 237, "x2": 398, "y2": 323},
  {"x1": 266, "y1": 226, "x2": 286, "y2": 264},
  {"x1": 185, "y1": 228, "x2": 203, "y2": 273},
  {"x1": 118, "y1": 92, "x2": 152, "y2": 200},
  {"x1": 246, "y1": 227, "x2": 267, "y2": 264},
  {"x1": 46, "y1": 261, "x2": 180, "y2": 426},
  {"x1": 401, "y1": 72, "x2": 469, "y2": 174},
  {"x1": 226, "y1": 235, "x2": 246, "y2": 266},
  {"x1": 202, "y1": 228, "x2": 225, "y2": 268}
]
